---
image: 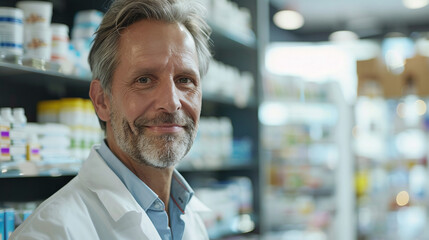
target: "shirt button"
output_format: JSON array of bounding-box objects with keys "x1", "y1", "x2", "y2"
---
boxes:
[{"x1": 154, "y1": 201, "x2": 163, "y2": 210}]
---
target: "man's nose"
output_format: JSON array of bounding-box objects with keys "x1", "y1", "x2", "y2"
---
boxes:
[{"x1": 156, "y1": 79, "x2": 182, "y2": 113}]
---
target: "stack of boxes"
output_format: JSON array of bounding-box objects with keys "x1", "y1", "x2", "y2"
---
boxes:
[{"x1": 356, "y1": 56, "x2": 429, "y2": 98}]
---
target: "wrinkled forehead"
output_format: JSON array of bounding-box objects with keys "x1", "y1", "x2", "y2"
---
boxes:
[
  {"x1": 114, "y1": 19, "x2": 200, "y2": 77},
  {"x1": 119, "y1": 20, "x2": 195, "y2": 52}
]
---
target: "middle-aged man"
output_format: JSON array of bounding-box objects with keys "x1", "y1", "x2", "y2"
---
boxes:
[{"x1": 10, "y1": 0, "x2": 212, "y2": 239}]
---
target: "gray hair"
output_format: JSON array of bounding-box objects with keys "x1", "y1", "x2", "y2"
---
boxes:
[{"x1": 88, "y1": 0, "x2": 212, "y2": 130}]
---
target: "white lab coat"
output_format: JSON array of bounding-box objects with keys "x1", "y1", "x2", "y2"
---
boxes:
[{"x1": 10, "y1": 146, "x2": 210, "y2": 240}]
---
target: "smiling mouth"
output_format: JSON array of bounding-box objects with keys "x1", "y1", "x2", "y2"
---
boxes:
[{"x1": 145, "y1": 124, "x2": 185, "y2": 134}]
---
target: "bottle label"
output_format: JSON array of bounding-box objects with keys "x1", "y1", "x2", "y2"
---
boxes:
[
  {"x1": 1, "y1": 131, "x2": 9, "y2": 138},
  {"x1": 0, "y1": 144, "x2": 11, "y2": 161},
  {"x1": 1, "y1": 147, "x2": 10, "y2": 155},
  {"x1": 31, "y1": 148, "x2": 40, "y2": 155},
  {"x1": 0, "y1": 126, "x2": 10, "y2": 140},
  {"x1": 27, "y1": 144, "x2": 41, "y2": 161}
]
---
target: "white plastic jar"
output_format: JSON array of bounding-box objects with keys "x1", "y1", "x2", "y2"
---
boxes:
[
  {"x1": 16, "y1": 1, "x2": 53, "y2": 27},
  {"x1": 50, "y1": 23, "x2": 69, "y2": 62},
  {"x1": 0, "y1": 7, "x2": 24, "y2": 56},
  {"x1": 37, "y1": 100, "x2": 60, "y2": 123},
  {"x1": 59, "y1": 98, "x2": 85, "y2": 160}
]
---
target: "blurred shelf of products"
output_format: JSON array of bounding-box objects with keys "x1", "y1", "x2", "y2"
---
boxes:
[
  {"x1": 0, "y1": 98, "x2": 103, "y2": 177},
  {"x1": 355, "y1": 36, "x2": 429, "y2": 240},
  {"x1": 260, "y1": 82, "x2": 353, "y2": 239},
  {"x1": 261, "y1": 43, "x2": 355, "y2": 240}
]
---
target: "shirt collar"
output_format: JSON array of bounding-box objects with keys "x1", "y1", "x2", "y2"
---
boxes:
[
  {"x1": 171, "y1": 169, "x2": 194, "y2": 213},
  {"x1": 97, "y1": 140, "x2": 197, "y2": 213}
]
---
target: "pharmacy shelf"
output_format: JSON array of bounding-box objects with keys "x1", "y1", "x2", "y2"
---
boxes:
[
  {"x1": 180, "y1": 164, "x2": 259, "y2": 192},
  {"x1": 0, "y1": 61, "x2": 90, "y2": 88},
  {"x1": 203, "y1": 92, "x2": 258, "y2": 109},
  {"x1": 0, "y1": 170, "x2": 78, "y2": 179},
  {"x1": 0, "y1": 174, "x2": 75, "y2": 202},
  {"x1": 209, "y1": 22, "x2": 256, "y2": 50},
  {"x1": 179, "y1": 163, "x2": 258, "y2": 176},
  {"x1": 280, "y1": 187, "x2": 335, "y2": 197}
]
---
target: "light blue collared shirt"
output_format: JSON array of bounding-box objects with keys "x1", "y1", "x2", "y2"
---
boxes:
[{"x1": 96, "y1": 140, "x2": 194, "y2": 240}]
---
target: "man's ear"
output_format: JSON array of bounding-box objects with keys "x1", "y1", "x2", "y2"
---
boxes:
[{"x1": 89, "y1": 80, "x2": 110, "y2": 122}]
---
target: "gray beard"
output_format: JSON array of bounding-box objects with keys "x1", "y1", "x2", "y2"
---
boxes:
[{"x1": 110, "y1": 108, "x2": 196, "y2": 169}]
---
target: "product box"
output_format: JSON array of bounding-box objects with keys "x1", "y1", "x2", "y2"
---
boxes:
[
  {"x1": 356, "y1": 58, "x2": 404, "y2": 99},
  {"x1": 356, "y1": 58, "x2": 384, "y2": 79},
  {"x1": 356, "y1": 58, "x2": 385, "y2": 97},
  {"x1": 0, "y1": 209, "x2": 4, "y2": 240},
  {"x1": 402, "y1": 55, "x2": 429, "y2": 97},
  {"x1": 380, "y1": 68, "x2": 402, "y2": 99},
  {"x1": 4, "y1": 208, "x2": 14, "y2": 240},
  {"x1": 22, "y1": 210, "x2": 32, "y2": 221}
]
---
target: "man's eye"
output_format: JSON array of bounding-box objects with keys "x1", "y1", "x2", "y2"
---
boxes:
[
  {"x1": 178, "y1": 78, "x2": 192, "y2": 84},
  {"x1": 137, "y1": 77, "x2": 151, "y2": 83}
]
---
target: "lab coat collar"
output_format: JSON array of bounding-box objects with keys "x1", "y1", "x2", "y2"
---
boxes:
[
  {"x1": 79, "y1": 146, "x2": 143, "y2": 222},
  {"x1": 79, "y1": 146, "x2": 162, "y2": 239},
  {"x1": 79, "y1": 146, "x2": 210, "y2": 230}
]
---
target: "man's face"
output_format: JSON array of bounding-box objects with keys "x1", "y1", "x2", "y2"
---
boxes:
[{"x1": 107, "y1": 20, "x2": 202, "y2": 168}]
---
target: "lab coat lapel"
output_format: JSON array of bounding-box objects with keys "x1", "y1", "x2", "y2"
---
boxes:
[
  {"x1": 187, "y1": 196, "x2": 211, "y2": 212},
  {"x1": 181, "y1": 196, "x2": 211, "y2": 240},
  {"x1": 79, "y1": 146, "x2": 162, "y2": 240}
]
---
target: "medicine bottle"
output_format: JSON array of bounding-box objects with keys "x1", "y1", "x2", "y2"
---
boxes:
[
  {"x1": 0, "y1": 108, "x2": 14, "y2": 126},
  {"x1": 59, "y1": 98, "x2": 85, "y2": 160},
  {"x1": 37, "y1": 100, "x2": 60, "y2": 123},
  {"x1": 26, "y1": 134, "x2": 41, "y2": 161},
  {"x1": 11, "y1": 108, "x2": 28, "y2": 161},
  {"x1": 0, "y1": 115, "x2": 11, "y2": 161},
  {"x1": 0, "y1": 108, "x2": 13, "y2": 144},
  {"x1": 12, "y1": 108, "x2": 27, "y2": 129}
]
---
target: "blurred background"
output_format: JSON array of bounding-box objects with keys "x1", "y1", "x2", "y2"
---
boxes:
[{"x1": 2, "y1": 0, "x2": 429, "y2": 239}]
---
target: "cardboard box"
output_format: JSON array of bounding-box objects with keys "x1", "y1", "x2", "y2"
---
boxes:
[
  {"x1": 380, "y1": 68, "x2": 402, "y2": 99},
  {"x1": 356, "y1": 58, "x2": 385, "y2": 97},
  {"x1": 402, "y1": 55, "x2": 429, "y2": 97},
  {"x1": 356, "y1": 58, "x2": 403, "y2": 98}
]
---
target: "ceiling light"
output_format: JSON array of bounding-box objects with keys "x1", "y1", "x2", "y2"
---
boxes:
[
  {"x1": 329, "y1": 31, "x2": 359, "y2": 42},
  {"x1": 402, "y1": 0, "x2": 429, "y2": 9},
  {"x1": 273, "y1": 10, "x2": 304, "y2": 30}
]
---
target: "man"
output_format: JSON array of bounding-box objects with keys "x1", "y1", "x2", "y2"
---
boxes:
[{"x1": 10, "y1": 0, "x2": 212, "y2": 239}]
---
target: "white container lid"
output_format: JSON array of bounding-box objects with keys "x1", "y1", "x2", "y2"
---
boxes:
[
  {"x1": 12, "y1": 108, "x2": 27, "y2": 120},
  {"x1": 0, "y1": 7, "x2": 23, "y2": 19},
  {"x1": 51, "y1": 23, "x2": 69, "y2": 36},
  {"x1": 0, "y1": 107, "x2": 14, "y2": 122},
  {"x1": 74, "y1": 10, "x2": 103, "y2": 24},
  {"x1": 16, "y1": 1, "x2": 53, "y2": 26},
  {"x1": 16, "y1": 1, "x2": 53, "y2": 8}
]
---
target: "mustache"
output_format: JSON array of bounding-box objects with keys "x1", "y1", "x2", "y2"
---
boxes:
[{"x1": 134, "y1": 112, "x2": 195, "y2": 129}]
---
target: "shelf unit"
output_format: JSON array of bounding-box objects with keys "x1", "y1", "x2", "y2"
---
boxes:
[
  {"x1": 354, "y1": 96, "x2": 429, "y2": 240},
  {"x1": 260, "y1": 78, "x2": 355, "y2": 239},
  {"x1": 0, "y1": 0, "x2": 268, "y2": 238}
]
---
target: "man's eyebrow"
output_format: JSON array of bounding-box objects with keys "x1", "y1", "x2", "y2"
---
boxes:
[
  {"x1": 178, "y1": 69, "x2": 199, "y2": 77},
  {"x1": 129, "y1": 67, "x2": 161, "y2": 77}
]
